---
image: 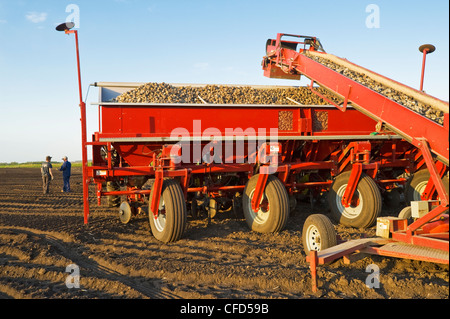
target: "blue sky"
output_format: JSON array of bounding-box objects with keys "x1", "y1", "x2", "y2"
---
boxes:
[{"x1": 0, "y1": 0, "x2": 448, "y2": 163}]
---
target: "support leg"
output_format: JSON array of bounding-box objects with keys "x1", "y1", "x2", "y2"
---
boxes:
[
  {"x1": 309, "y1": 250, "x2": 318, "y2": 293},
  {"x1": 413, "y1": 139, "x2": 448, "y2": 206},
  {"x1": 251, "y1": 173, "x2": 269, "y2": 213},
  {"x1": 150, "y1": 170, "x2": 164, "y2": 218},
  {"x1": 342, "y1": 163, "x2": 362, "y2": 207}
]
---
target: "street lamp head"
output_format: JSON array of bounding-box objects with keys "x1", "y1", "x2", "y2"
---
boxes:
[
  {"x1": 419, "y1": 44, "x2": 436, "y2": 54},
  {"x1": 56, "y1": 22, "x2": 75, "y2": 32}
]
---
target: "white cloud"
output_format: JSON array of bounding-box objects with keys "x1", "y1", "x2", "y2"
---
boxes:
[
  {"x1": 0, "y1": 19, "x2": 7, "y2": 24},
  {"x1": 25, "y1": 12, "x2": 48, "y2": 23}
]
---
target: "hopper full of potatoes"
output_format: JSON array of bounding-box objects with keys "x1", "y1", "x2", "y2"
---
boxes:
[
  {"x1": 113, "y1": 83, "x2": 340, "y2": 131},
  {"x1": 113, "y1": 83, "x2": 339, "y2": 105}
]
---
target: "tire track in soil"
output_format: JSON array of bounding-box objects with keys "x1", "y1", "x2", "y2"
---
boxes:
[
  {"x1": 0, "y1": 226, "x2": 181, "y2": 299},
  {"x1": 0, "y1": 167, "x2": 448, "y2": 299},
  {"x1": 0, "y1": 283, "x2": 27, "y2": 299}
]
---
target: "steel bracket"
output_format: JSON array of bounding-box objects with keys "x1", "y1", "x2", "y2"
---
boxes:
[
  {"x1": 251, "y1": 173, "x2": 269, "y2": 213},
  {"x1": 342, "y1": 163, "x2": 362, "y2": 207},
  {"x1": 150, "y1": 169, "x2": 164, "y2": 219}
]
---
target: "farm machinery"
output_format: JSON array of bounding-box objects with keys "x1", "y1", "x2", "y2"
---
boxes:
[
  {"x1": 57, "y1": 23, "x2": 448, "y2": 276},
  {"x1": 261, "y1": 33, "x2": 449, "y2": 291}
]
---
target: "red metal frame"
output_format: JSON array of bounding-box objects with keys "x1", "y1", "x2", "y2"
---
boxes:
[
  {"x1": 342, "y1": 163, "x2": 362, "y2": 208},
  {"x1": 86, "y1": 122, "x2": 415, "y2": 230},
  {"x1": 85, "y1": 102, "x2": 415, "y2": 224},
  {"x1": 263, "y1": 33, "x2": 449, "y2": 165},
  {"x1": 150, "y1": 169, "x2": 164, "y2": 219},
  {"x1": 263, "y1": 33, "x2": 448, "y2": 290},
  {"x1": 252, "y1": 173, "x2": 269, "y2": 213},
  {"x1": 307, "y1": 234, "x2": 449, "y2": 292}
]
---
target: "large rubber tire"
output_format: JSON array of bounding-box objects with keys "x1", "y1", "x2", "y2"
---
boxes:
[
  {"x1": 149, "y1": 179, "x2": 187, "y2": 243},
  {"x1": 405, "y1": 169, "x2": 449, "y2": 204},
  {"x1": 398, "y1": 206, "x2": 412, "y2": 220},
  {"x1": 328, "y1": 171, "x2": 382, "y2": 228},
  {"x1": 383, "y1": 188, "x2": 402, "y2": 210},
  {"x1": 106, "y1": 181, "x2": 121, "y2": 208},
  {"x1": 232, "y1": 193, "x2": 244, "y2": 219},
  {"x1": 398, "y1": 206, "x2": 414, "y2": 225},
  {"x1": 302, "y1": 214, "x2": 337, "y2": 255},
  {"x1": 243, "y1": 174, "x2": 289, "y2": 233}
]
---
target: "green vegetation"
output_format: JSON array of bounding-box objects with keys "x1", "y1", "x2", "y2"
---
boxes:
[{"x1": 0, "y1": 161, "x2": 90, "y2": 168}]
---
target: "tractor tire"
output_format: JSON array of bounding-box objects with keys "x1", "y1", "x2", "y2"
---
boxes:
[
  {"x1": 190, "y1": 198, "x2": 199, "y2": 219},
  {"x1": 106, "y1": 181, "x2": 121, "y2": 208},
  {"x1": 405, "y1": 169, "x2": 449, "y2": 204},
  {"x1": 328, "y1": 171, "x2": 382, "y2": 228},
  {"x1": 149, "y1": 179, "x2": 187, "y2": 243},
  {"x1": 232, "y1": 193, "x2": 244, "y2": 219},
  {"x1": 243, "y1": 174, "x2": 289, "y2": 233},
  {"x1": 302, "y1": 214, "x2": 337, "y2": 255},
  {"x1": 383, "y1": 188, "x2": 402, "y2": 209},
  {"x1": 208, "y1": 198, "x2": 218, "y2": 219},
  {"x1": 398, "y1": 206, "x2": 415, "y2": 225},
  {"x1": 398, "y1": 206, "x2": 412, "y2": 219}
]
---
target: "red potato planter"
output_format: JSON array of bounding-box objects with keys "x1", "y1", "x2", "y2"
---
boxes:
[
  {"x1": 83, "y1": 82, "x2": 425, "y2": 243},
  {"x1": 57, "y1": 26, "x2": 447, "y2": 246}
]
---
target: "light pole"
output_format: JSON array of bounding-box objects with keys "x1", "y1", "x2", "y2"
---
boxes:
[
  {"x1": 418, "y1": 44, "x2": 436, "y2": 92},
  {"x1": 56, "y1": 22, "x2": 90, "y2": 224}
]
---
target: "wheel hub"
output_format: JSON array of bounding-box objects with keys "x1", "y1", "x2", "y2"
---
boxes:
[
  {"x1": 306, "y1": 224, "x2": 321, "y2": 251},
  {"x1": 153, "y1": 198, "x2": 166, "y2": 232},
  {"x1": 248, "y1": 189, "x2": 270, "y2": 225},
  {"x1": 336, "y1": 184, "x2": 363, "y2": 219}
]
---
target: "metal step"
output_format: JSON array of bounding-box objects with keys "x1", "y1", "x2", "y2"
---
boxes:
[
  {"x1": 363, "y1": 241, "x2": 449, "y2": 264},
  {"x1": 308, "y1": 238, "x2": 388, "y2": 264}
]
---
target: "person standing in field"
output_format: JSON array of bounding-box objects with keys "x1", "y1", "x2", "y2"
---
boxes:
[
  {"x1": 60, "y1": 156, "x2": 72, "y2": 193},
  {"x1": 41, "y1": 156, "x2": 54, "y2": 194}
]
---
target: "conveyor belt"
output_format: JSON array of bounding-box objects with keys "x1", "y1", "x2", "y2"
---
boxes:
[
  {"x1": 264, "y1": 44, "x2": 449, "y2": 165},
  {"x1": 304, "y1": 51, "x2": 448, "y2": 122}
]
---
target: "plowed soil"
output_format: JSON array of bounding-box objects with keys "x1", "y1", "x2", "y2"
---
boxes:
[{"x1": 0, "y1": 167, "x2": 448, "y2": 300}]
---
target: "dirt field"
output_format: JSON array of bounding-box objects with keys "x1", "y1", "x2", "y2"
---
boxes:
[{"x1": 0, "y1": 167, "x2": 448, "y2": 300}]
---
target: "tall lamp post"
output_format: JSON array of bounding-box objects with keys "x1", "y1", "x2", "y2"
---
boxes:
[
  {"x1": 56, "y1": 22, "x2": 90, "y2": 224},
  {"x1": 418, "y1": 44, "x2": 436, "y2": 92}
]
